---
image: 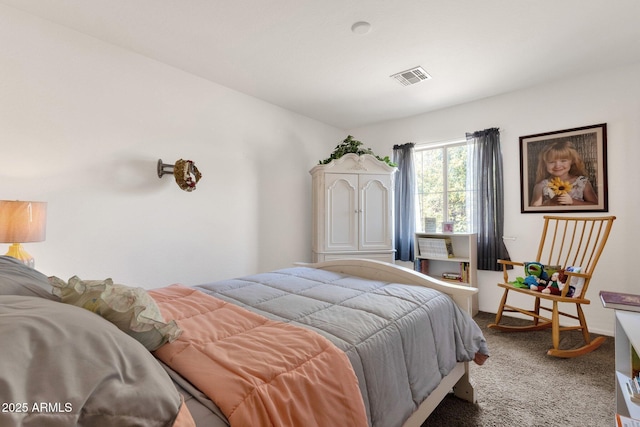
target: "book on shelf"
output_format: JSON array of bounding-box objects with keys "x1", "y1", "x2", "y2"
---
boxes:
[
  {"x1": 626, "y1": 375, "x2": 640, "y2": 404},
  {"x1": 444, "y1": 238, "x2": 454, "y2": 257},
  {"x1": 616, "y1": 413, "x2": 640, "y2": 427},
  {"x1": 414, "y1": 258, "x2": 429, "y2": 274},
  {"x1": 600, "y1": 291, "x2": 640, "y2": 313},
  {"x1": 441, "y1": 262, "x2": 471, "y2": 283},
  {"x1": 442, "y1": 272, "x2": 462, "y2": 281},
  {"x1": 460, "y1": 262, "x2": 469, "y2": 283},
  {"x1": 417, "y1": 237, "x2": 454, "y2": 259}
]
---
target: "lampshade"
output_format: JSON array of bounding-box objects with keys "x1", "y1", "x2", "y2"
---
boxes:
[{"x1": 0, "y1": 200, "x2": 47, "y2": 268}]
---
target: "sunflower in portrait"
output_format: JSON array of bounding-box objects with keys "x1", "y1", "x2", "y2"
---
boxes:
[{"x1": 548, "y1": 177, "x2": 572, "y2": 196}]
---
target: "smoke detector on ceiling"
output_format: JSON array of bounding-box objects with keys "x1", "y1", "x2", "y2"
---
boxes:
[{"x1": 390, "y1": 66, "x2": 432, "y2": 86}]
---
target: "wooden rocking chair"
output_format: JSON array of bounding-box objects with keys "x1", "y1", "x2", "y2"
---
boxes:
[{"x1": 488, "y1": 215, "x2": 615, "y2": 358}]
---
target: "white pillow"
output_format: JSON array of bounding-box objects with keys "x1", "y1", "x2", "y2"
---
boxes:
[{"x1": 49, "y1": 276, "x2": 181, "y2": 351}]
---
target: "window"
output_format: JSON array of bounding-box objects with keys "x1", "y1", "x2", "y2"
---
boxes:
[{"x1": 414, "y1": 140, "x2": 474, "y2": 233}]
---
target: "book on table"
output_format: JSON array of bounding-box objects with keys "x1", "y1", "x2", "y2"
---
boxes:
[{"x1": 599, "y1": 291, "x2": 640, "y2": 313}]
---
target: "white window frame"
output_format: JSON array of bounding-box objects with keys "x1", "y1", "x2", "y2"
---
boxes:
[{"x1": 414, "y1": 138, "x2": 474, "y2": 233}]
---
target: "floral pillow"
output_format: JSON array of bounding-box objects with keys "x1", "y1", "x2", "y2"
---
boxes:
[{"x1": 49, "y1": 276, "x2": 181, "y2": 351}]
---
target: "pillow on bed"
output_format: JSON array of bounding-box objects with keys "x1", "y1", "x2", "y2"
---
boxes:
[
  {"x1": 0, "y1": 295, "x2": 193, "y2": 426},
  {"x1": 0, "y1": 255, "x2": 59, "y2": 300},
  {"x1": 49, "y1": 275, "x2": 181, "y2": 351}
]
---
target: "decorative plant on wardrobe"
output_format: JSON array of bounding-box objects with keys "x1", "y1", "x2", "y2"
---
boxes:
[{"x1": 319, "y1": 135, "x2": 397, "y2": 167}]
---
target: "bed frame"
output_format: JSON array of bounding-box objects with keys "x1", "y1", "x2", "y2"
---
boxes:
[{"x1": 301, "y1": 259, "x2": 478, "y2": 427}]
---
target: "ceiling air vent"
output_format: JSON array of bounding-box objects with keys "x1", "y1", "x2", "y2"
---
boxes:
[{"x1": 390, "y1": 66, "x2": 432, "y2": 86}]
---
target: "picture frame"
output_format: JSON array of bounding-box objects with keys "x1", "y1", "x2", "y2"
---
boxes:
[
  {"x1": 520, "y1": 123, "x2": 608, "y2": 213},
  {"x1": 423, "y1": 217, "x2": 436, "y2": 232}
]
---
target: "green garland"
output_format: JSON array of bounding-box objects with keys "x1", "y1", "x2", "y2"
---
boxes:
[{"x1": 319, "y1": 135, "x2": 396, "y2": 167}]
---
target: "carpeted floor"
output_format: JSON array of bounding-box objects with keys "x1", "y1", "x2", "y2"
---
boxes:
[{"x1": 423, "y1": 312, "x2": 615, "y2": 427}]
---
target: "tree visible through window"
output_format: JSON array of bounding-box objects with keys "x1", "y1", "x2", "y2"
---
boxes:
[{"x1": 414, "y1": 140, "x2": 473, "y2": 233}]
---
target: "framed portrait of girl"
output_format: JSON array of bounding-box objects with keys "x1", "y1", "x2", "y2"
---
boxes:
[{"x1": 520, "y1": 123, "x2": 608, "y2": 213}]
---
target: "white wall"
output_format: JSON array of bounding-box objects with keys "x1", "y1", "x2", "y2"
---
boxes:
[
  {"x1": 0, "y1": 5, "x2": 344, "y2": 288},
  {"x1": 350, "y1": 63, "x2": 640, "y2": 335}
]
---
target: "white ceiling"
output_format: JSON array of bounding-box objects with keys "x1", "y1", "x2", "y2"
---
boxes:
[{"x1": 3, "y1": 0, "x2": 640, "y2": 129}]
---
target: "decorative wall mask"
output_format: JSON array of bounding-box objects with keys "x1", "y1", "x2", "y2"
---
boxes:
[{"x1": 157, "y1": 159, "x2": 202, "y2": 192}]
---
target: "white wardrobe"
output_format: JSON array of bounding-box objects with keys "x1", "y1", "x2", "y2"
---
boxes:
[{"x1": 310, "y1": 153, "x2": 396, "y2": 263}]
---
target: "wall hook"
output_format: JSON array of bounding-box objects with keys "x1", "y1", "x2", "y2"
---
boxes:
[{"x1": 157, "y1": 159, "x2": 174, "y2": 178}]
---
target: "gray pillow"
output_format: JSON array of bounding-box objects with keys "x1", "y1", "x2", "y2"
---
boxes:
[
  {"x1": 0, "y1": 295, "x2": 189, "y2": 426},
  {"x1": 0, "y1": 256, "x2": 59, "y2": 300}
]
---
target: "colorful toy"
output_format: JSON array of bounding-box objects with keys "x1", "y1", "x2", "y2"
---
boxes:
[
  {"x1": 541, "y1": 272, "x2": 563, "y2": 295},
  {"x1": 511, "y1": 262, "x2": 561, "y2": 291},
  {"x1": 511, "y1": 277, "x2": 529, "y2": 289},
  {"x1": 524, "y1": 262, "x2": 549, "y2": 291},
  {"x1": 524, "y1": 262, "x2": 544, "y2": 278},
  {"x1": 524, "y1": 275, "x2": 542, "y2": 288},
  {"x1": 511, "y1": 275, "x2": 541, "y2": 289}
]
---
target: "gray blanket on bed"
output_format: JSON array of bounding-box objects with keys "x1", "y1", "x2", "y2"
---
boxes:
[{"x1": 194, "y1": 266, "x2": 488, "y2": 427}]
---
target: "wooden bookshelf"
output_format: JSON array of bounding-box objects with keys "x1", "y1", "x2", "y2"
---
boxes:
[{"x1": 414, "y1": 232, "x2": 478, "y2": 315}]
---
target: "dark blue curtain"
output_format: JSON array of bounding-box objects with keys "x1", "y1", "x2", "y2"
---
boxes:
[
  {"x1": 466, "y1": 128, "x2": 511, "y2": 270},
  {"x1": 392, "y1": 143, "x2": 416, "y2": 261}
]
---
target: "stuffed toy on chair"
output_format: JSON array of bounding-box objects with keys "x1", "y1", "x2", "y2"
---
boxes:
[
  {"x1": 511, "y1": 262, "x2": 550, "y2": 290},
  {"x1": 523, "y1": 262, "x2": 549, "y2": 291},
  {"x1": 541, "y1": 272, "x2": 563, "y2": 295},
  {"x1": 510, "y1": 274, "x2": 542, "y2": 289}
]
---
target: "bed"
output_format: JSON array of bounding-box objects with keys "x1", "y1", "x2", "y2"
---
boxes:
[{"x1": 0, "y1": 256, "x2": 488, "y2": 427}]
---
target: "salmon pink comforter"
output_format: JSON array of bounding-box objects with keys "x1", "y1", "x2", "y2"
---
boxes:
[{"x1": 150, "y1": 284, "x2": 367, "y2": 427}]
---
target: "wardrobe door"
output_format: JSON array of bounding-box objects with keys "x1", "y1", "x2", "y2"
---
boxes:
[
  {"x1": 359, "y1": 174, "x2": 393, "y2": 251},
  {"x1": 324, "y1": 173, "x2": 359, "y2": 252}
]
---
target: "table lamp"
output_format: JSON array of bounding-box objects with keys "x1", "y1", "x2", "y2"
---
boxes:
[{"x1": 0, "y1": 200, "x2": 47, "y2": 268}]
